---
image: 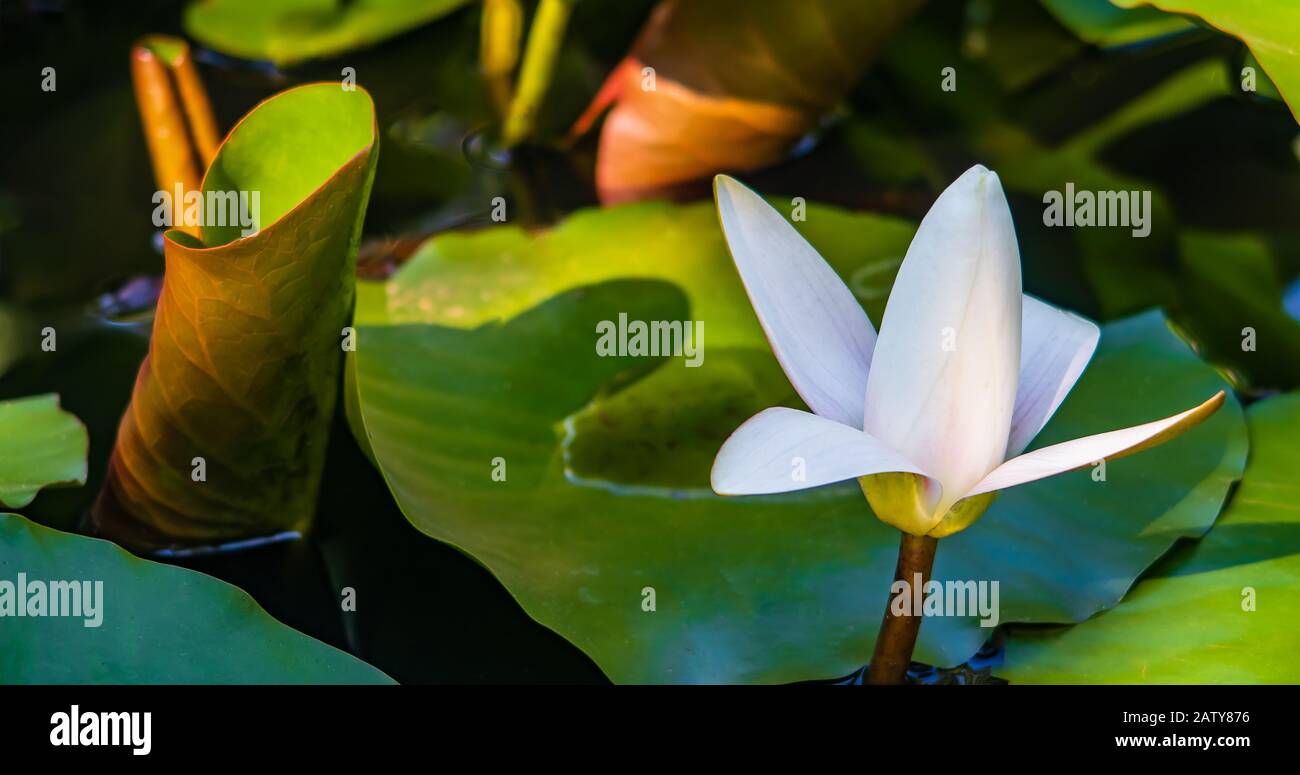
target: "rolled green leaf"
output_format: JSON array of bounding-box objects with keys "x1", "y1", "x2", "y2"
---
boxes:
[{"x1": 92, "y1": 84, "x2": 379, "y2": 551}]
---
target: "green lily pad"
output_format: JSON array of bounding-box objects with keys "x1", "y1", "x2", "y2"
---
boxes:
[
  {"x1": 354, "y1": 200, "x2": 917, "y2": 329},
  {"x1": 184, "y1": 0, "x2": 473, "y2": 66},
  {"x1": 0, "y1": 325, "x2": 148, "y2": 532},
  {"x1": 1243, "y1": 49, "x2": 1283, "y2": 103},
  {"x1": 349, "y1": 201, "x2": 1246, "y2": 683},
  {"x1": 1003, "y1": 392, "x2": 1300, "y2": 683},
  {"x1": 0, "y1": 395, "x2": 88, "y2": 509},
  {"x1": 1112, "y1": 0, "x2": 1300, "y2": 122},
  {"x1": 0, "y1": 512, "x2": 391, "y2": 683},
  {"x1": 563, "y1": 347, "x2": 792, "y2": 492}
]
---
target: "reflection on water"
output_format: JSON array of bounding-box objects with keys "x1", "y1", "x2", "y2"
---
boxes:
[{"x1": 832, "y1": 637, "x2": 1007, "y2": 686}]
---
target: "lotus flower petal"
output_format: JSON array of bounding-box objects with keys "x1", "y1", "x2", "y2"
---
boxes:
[
  {"x1": 862, "y1": 165, "x2": 1022, "y2": 507},
  {"x1": 714, "y1": 175, "x2": 876, "y2": 428},
  {"x1": 712, "y1": 407, "x2": 925, "y2": 495},
  {"x1": 1007, "y1": 295, "x2": 1101, "y2": 457},
  {"x1": 966, "y1": 391, "x2": 1226, "y2": 497}
]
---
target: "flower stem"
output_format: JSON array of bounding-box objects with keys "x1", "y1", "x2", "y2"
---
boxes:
[
  {"x1": 865, "y1": 532, "x2": 938, "y2": 685},
  {"x1": 501, "y1": 0, "x2": 574, "y2": 148},
  {"x1": 480, "y1": 0, "x2": 523, "y2": 116}
]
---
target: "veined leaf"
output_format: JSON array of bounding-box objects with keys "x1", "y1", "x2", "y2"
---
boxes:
[
  {"x1": 92, "y1": 84, "x2": 379, "y2": 552},
  {"x1": 348, "y1": 201, "x2": 1245, "y2": 683},
  {"x1": 1004, "y1": 393, "x2": 1300, "y2": 683},
  {"x1": 0, "y1": 395, "x2": 88, "y2": 509},
  {"x1": 0, "y1": 512, "x2": 391, "y2": 684},
  {"x1": 184, "y1": 0, "x2": 473, "y2": 66}
]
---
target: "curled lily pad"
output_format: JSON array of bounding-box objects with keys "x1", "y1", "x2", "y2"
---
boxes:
[
  {"x1": 92, "y1": 84, "x2": 379, "y2": 551},
  {"x1": 1003, "y1": 393, "x2": 1300, "y2": 683},
  {"x1": 347, "y1": 202, "x2": 1246, "y2": 683},
  {"x1": 0, "y1": 395, "x2": 88, "y2": 509},
  {"x1": 184, "y1": 0, "x2": 473, "y2": 66},
  {"x1": 0, "y1": 512, "x2": 391, "y2": 684}
]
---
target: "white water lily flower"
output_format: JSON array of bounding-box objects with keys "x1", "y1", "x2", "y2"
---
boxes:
[{"x1": 710, "y1": 165, "x2": 1224, "y2": 538}]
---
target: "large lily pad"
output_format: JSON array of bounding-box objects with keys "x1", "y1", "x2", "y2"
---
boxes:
[
  {"x1": 0, "y1": 395, "x2": 88, "y2": 509},
  {"x1": 0, "y1": 512, "x2": 391, "y2": 683},
  {"x1": 1003, "y1": 392, "x2": 1300, "y2": 683},
  {"x1": 354, "y1": 200, "x2": 918, "y2": 329},
  {"x1": 184, "y1": 0, "x2": 473, "y2": 66},
  {"x1": 348, "y1": 201, "x2": 1246, "y2": 683}
]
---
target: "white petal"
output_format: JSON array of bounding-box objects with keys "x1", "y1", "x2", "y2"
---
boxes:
[
  {"x1": 711, "y1": 407, "x2": 926, "y2": 495},
  {"x1": 1006, "y1": 295, "x2": 1101, "y2": 457},
  {"x1": 965, "y1": 391, "x2": 1226, "y2": 497},
  {"x1": 862, "y1": 165, "x2": 1022, "y2": 504},
  {"x1": 714, "y1": 175, "x2": 876, "y2": 428}
]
